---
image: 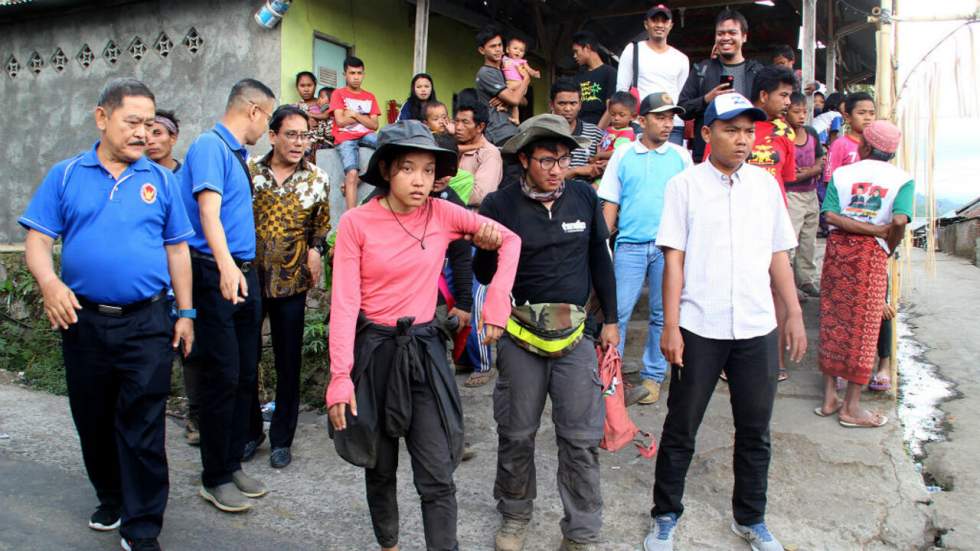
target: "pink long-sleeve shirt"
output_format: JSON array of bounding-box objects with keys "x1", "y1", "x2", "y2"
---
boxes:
[{"x1": 326, "y1": 197, "x2": 521, "y2": 407}]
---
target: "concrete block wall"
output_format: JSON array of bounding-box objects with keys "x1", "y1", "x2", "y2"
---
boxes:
[
  {"x1": 315, "y1": 147, "x2": 376, "y2": 233},
  {"x1": 0, "y1": 0, "x2": 281, "y2": 243}
]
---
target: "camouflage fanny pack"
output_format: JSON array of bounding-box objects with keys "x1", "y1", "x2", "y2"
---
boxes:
[{"x1": 506, "y1": 303, "x2": 587, "y2": 358}]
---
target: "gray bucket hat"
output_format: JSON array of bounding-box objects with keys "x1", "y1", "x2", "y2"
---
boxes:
[
  {"x1": 500, "y1": 114, "x2": 591, "y2": 155},
  {"x1": 360, "y1": 120, "x2": 458, "y2": 188}
]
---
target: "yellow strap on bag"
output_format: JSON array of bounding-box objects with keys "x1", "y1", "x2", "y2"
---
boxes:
[{"x1": 506, "y1": 317, "x2": 585, "y2": 356}]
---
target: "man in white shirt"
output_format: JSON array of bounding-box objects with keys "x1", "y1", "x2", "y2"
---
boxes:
[
  {"x1": 641, "y1": 94, "x2": 807, "y2": 551},
  {"x1": 615, "y1": 4, "x2": 689, "y2": 145}
]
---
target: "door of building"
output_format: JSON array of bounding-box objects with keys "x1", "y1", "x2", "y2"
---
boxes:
[{"x1": 313, "y1": 36, "x2": 349, "y2": 90}]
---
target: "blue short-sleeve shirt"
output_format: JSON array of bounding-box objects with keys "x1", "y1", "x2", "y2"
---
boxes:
[
  {"x1": 19, "y1": 142, "x2": 194, "y2": 304},
  {"x1": 597, "y1": 141, "x2": 693, "y2": 244},
  {"x1": 178, "y1": 123, "x2": 256, "y2": 259}
]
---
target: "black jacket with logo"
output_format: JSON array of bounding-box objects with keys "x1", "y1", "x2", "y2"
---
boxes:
[
  {"x1": 678, "y1": 57, "x2": 765, "y2": 161},
  {"x1": 473, "y1": 179, "x2": 617, "y2": 324}
]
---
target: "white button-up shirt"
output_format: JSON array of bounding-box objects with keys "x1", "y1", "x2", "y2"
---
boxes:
[{"x1": 656, "y1": 160, "x2": 797, "y2": 340}]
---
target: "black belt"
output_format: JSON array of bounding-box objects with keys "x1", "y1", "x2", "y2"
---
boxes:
[
  {"x1": 77, "y1": 290, "x2": 166, "y2": 317},
  {"x1": 190, "y1": 249, "x2": 253, "y2": 273}
]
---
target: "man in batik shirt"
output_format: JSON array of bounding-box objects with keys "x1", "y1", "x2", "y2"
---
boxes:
[{"x1": 243, "y1": 105, "x2": 331, "y2": 469}]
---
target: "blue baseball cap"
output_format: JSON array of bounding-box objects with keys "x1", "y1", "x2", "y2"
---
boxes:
[{"x1": 704, "y1": 93, "x2": 767, "y2": 126}]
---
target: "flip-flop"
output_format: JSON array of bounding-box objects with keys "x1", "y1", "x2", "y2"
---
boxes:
[
  {"x1": 813, "y1": 403, "x2": 844, "y2": 417},
  {"x1": 869, "y1": 374, "x2": 892, "y2": 392},
  {"x1": 778, "y1": 369, "x2": 789, "y2": 382},
  {"x1": 839, "y1": 412, "x2": 888, "y2": 428},
  {"x1": 719, "y1": 371, "x2": 728, "y2": 382}
]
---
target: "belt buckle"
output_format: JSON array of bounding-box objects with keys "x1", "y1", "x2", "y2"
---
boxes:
[{"x1": 98, "y1": 304, "x2": 124, "y2": 316}]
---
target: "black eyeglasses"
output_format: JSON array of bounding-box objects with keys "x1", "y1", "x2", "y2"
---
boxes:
[
  {"x1": 280, "y1": 130, "x2": 313, "y2": 142},
  {"x1": 530, "y1": 155, "x2": 572, "y2": 170}
]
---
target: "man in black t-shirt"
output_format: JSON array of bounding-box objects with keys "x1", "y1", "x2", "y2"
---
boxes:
[
  {"x1": 475, "y1": 114, "x2": 619, "y2": 551},
  {"x1": 571, "y1": 31, "x2": 617, "y2": 127}
]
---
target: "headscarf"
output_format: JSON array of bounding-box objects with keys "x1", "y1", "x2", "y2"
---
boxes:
[{"x1": 154, "y1": 115, "x2": 178, "y2": 136}]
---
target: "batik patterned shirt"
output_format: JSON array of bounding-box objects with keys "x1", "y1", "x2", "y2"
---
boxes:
[{"x1": 249, "y1": 153, "x2": 331, "y2": 298}]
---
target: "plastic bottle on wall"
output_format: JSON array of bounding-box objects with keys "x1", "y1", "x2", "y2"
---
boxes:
[{"x1": 254, "y1": 0, "x2": 292, "y2": 29}]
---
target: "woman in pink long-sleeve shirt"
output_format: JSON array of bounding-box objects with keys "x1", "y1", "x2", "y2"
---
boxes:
[{"x1": 325, "y1": 120, "x2": 520, "y2": 551}]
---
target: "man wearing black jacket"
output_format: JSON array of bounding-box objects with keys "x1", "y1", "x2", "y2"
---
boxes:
[
  {"x1": 678, "y1": 8, "x2": 763, "y2": 160},
  {"x1": 475, "y1": 114, "x2": 618, "y2": 551}
]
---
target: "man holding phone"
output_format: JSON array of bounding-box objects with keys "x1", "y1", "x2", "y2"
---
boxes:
[{"x1": 678, "y1": 8, "x2": 764, "y2": 161}]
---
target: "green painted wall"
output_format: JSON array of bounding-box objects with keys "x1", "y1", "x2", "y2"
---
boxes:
[{"x1": 280, "y1": 0, "x2": 551, "y2": 124}]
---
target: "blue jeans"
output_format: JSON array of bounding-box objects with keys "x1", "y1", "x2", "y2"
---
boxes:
[
  {"x1": 668, "y1": 126, "x2": 684, "y2": 146},
  {"x1": 614, "y1": 241, "x2": 666, "y2": 382},
  {"x1": 337, "y1": 133, "x2": 379, "y2": 173}
]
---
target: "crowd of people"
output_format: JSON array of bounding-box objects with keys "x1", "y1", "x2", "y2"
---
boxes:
[{"x1": 17, "y1": 4, "x2": 913, "y2": 551}]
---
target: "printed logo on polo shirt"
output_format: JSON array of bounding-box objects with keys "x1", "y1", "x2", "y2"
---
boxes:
[
  {"x1": 140, "y1": 183, "x2": 158, "y2": 204},
  {"x1": 561, "y1": 219, "x2": 587, "y2": 233}
]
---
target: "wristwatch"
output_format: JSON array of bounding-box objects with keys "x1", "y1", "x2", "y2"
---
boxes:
[
  {"x1": 177, "y1": 309, "x2": 197, "y2": 320},
  {"x1": 311, "y1": 238, "x2": 327, "y2": 256}
]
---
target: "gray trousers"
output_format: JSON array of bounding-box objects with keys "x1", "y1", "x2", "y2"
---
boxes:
[{"x1": 493, "y1": 336, "x2": 605, "y2": 542}]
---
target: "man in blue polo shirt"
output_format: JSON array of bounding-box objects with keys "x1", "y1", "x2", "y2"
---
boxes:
[
  {"x1": 178, "y1": 78, "x2": 276, "y2": 513},
  {"x1": 599, "y1": 92, "x2": 691, "y2": 405},
  {"x1": 20, "y1": 78, "x2": 194, "y2": 551}
]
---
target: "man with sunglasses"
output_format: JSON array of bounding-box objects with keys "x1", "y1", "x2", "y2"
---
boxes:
[
  {"x1": 178, "y1": 78, "x2": 277, "y2": 513},
  {"x1": 240, "y1": 105, "x2": 331, "y2": 470},
  {"x1": 475, "y1": 114, "x2": 619, "y2": 551}
]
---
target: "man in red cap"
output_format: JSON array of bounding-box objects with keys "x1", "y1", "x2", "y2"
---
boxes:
[{"x1": 816, "y1": 120, "x2": 912, "y2": 428}]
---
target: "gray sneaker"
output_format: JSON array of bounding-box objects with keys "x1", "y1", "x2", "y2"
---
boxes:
[
  {"x1": 558, "y1": 538, "x2": 597, "y2": 551},
  {"x1": 495, "y1": 517, "x2": 530, "y2": 551},
  {"x1": 199, "y1": 483, "x2": 252, "y2": 513},
  {"x1": 731, "y1": 521, "x2": 784, "y2": 551},
  {"x1": 232, "y1": 469, "x2": 268, "y2": 498},
  {"x1": 643, "y1": 513, "x2": 677, "y2": 551}
]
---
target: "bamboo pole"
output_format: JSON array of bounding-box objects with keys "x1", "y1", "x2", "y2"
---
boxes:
[
  {"x1": 802, "y1": 0, "x2": 817, "y2": 123},
  {"x1": 875, "y1": 0, "x2": 896, "y2": 120},
  {"x1": 826, "y1": 0, "x2": 837, "y2": 92},
  {"x1": 874, "y1": 0, "x2": 901, "y2": 397}
]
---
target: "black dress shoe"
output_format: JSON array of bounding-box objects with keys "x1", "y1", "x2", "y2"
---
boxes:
[
  {"x1": 270, "y1": 447, "x2": 292, "y2": 469},
  {"x1": 242, "y1": 432, "x2": 266, "y2": 462},
  {"x1": 122, "y1": 537, "x2": 162, "y2": 551}
]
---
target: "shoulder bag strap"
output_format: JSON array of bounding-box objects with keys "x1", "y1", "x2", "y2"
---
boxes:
[{"x1": 211, "y1": 130, "x2": 254, "y2": 196}]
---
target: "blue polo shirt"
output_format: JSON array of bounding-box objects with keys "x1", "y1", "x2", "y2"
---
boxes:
[
  {"x1": 597, "y1": 140, "x2": 692, "y2": 244},
  {"x1": 19, "y1": 143, "x2": 194, "y2": 305},
  {"x1": 178, "y1": 123, "x2": 256, "y2": 259}
]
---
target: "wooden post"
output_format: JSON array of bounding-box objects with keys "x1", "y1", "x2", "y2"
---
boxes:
[
  {"x1": 802, "y1": 0, "x2": 817, "y2": 122},
  {"x1": 413, "y1": 0, "x2": 430, "y2": 74},
  {"x1": 826, "y1": 0, "x2": 837, "y2": 92}
]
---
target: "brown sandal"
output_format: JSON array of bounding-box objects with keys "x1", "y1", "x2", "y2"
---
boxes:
[{"x1": 464, "y1": 369, "x2": 495, "y2": 387}]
